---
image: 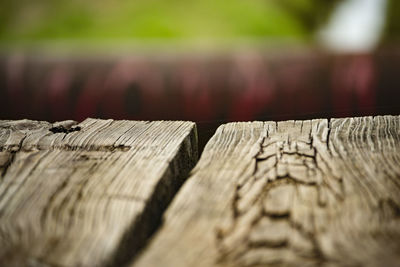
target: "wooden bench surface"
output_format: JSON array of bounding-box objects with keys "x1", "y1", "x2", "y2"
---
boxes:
[
  {"x1": 0, "y1": 116, "x2": 399, "y2": 267},
  {"x1": 0, "y1": 119, "x2": 197, "y2": 266}
]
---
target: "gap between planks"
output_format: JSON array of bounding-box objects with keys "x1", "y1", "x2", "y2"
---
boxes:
[
  {"x1": 1, "y1": 116, "x2": 400, "y2": 267},
  {"x1": 133, "y1": 115, "x2": 400, "y2": 267}
]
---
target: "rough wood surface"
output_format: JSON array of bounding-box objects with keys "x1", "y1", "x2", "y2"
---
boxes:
[
  {"x1": 134, "y1": 116, "x2": 400, "y2": 267},
  {"x1": 0, "y1": 119, "x2": 197, "y2": 267}
]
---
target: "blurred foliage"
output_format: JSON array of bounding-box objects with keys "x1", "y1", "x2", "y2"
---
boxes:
[
  {"x1": 0, "y1": 0, "x2": 341, "y2": 44},
  {"x1": 384, "y1": 0, "x2": 400, "y2": 42}
]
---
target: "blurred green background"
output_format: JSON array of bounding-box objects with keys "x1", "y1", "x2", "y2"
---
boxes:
[{"x1": 0, "y1": 0, "x2": 342, "y2": 45}]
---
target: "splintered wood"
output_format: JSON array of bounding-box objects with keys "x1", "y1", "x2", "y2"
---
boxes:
[
  {"x1": 135, "y1": 116, "x2": 400, "y2": 267},
  {"x1": 0, "y1": 119, "x2": 197, "y2": 267}
]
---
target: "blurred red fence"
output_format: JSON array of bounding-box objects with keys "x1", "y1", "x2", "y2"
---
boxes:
[{"x1": 1, "y1": 49, "x2": 399, "y2": 150}]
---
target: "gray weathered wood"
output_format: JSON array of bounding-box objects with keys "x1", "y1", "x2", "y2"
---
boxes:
[
  {"x1": 134, "y1": 116, "x2": 400, "y2": 267},
  {"x1": 0, "y1": 119, "x2": 197, "y2": 267}
]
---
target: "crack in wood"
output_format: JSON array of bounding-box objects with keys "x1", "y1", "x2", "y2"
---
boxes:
[
  {"x1": 49, "y1": 126, "x2": 81, "y2": 134},
  {"x1": 0, "y1": 135, "x2": 27, "y2": 178},
  {"x1": 1, "y1": 143, "x2": 131, "y2": 153},
  {"x1": 215, "y1": 120, "x2": 346, "y2": 266}
]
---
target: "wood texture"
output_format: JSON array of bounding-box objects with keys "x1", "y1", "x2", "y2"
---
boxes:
[
  {"x1": 134, "y1": 116, "x2": 400, "y2": 267},
  {"x1": 0, "y1": 119, "x2": 197, "y2": 267}
]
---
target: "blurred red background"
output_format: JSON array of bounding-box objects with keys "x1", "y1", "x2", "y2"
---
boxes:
[{"x1": 1, "y1": 48, "x2": 399, "y2": 151}]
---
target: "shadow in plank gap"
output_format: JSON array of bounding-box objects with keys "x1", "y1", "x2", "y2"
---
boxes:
[
  {"x1": 133, "y1": 115, "x2": 400, "y2": 267},
  {"x1": 0, "y1": 118, "x2": 198, "y2": 267}
]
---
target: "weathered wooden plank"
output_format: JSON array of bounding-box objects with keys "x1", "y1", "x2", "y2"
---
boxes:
[
  {"x1": 0, "y1": 119, "x2": 197, "y2": 267},
  {"x1": 134, "y1": 115, "x2": 400, "y2": 267}
]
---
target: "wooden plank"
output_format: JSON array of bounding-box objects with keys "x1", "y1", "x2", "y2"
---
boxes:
[
  {"x1": 134, "y1": 115, "x2": 400, "y2": 267},
  {"x1": 0, "y1": 119, "x2": 197, "y2": 267}
]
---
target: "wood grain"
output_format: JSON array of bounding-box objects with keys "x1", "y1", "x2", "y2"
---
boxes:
[
  {"x1": 0, "y1": 119, "x2": 197, "y2": 267},
  {"x1": 134, "y1": 116, "x2": 400, "y2": 267}
]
